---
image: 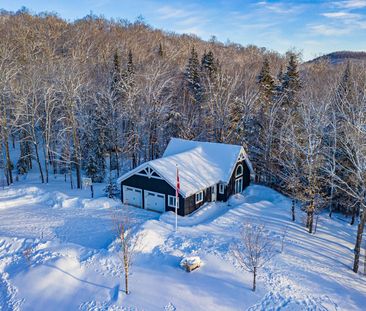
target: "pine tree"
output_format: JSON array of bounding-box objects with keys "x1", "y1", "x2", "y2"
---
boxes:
[
  {"x1": 185, "y1": 47, "x2": 203, "y2": 104},
  {"x1": 201, "y1": 50, "x2": 216, "y2": 79},
  {"x1": 104, "y1": 177, "x2": 119, "y2": 198},
  {"x1": 255, "y1": 58, "x2": 276, "y2": 183},
  {"x1": 257, "y1": 58, "x2": 275, "y2": 103},
  {"x1": 281, "y1": 54, "x2": 301, "y2": 110},
  {"x1": 111, "y1": 51, "x2": 121, "y2": 93}
]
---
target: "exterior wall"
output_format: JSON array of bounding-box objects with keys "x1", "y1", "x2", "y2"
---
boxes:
[
  {"x1": 226, "y1": 159, "x2": 251, "y2": 200},
  {"x1": 121, "y1": 174, "x2": 185, "y2": 216},
  {"x1": 183, "y1": 186, "x2": 212, "y2": 215}
]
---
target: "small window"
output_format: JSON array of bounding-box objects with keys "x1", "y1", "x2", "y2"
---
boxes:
[
  {"x1": 168, "y1": 195, "x2": 177, "y2": 208},
  {"x1": 236, "y1": 164, "x2": 243, "y2": 177},
  {"x1": 219, "y1": 183, "x2": 225, "y2": 194},
  {"x1": 195, "y1": 191, "x2": 203, "y2": 203}
]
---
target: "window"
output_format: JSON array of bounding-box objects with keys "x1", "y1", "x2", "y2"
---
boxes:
[
  {"x1": 219, "y1": 183, "x2": 225, "y2": 194},
  {"x1": 168, "y1": 195, "x2": 177, "y2": 208},
  {"x1": 195, "y1": 191, "x2": 203, "y2": 203},
  {"x1": 236, "y1": 164, "x2": 243, "y2": 177}
]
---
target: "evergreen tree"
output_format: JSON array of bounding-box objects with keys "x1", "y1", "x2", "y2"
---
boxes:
[
  {"x1": 281, "y1": 54, "x2": 301, "y2": 110},
  {"x1": 104, "y1": 177, "x2": 119, "y2": 198},
  {"x1": 185, "y1": 47, "x2": 203, "y2": 104},
  {"x1": 255, "y1": 58, "x2": 276, "y2": 183},
  {"x1": 201, "y1": 50, "x2": 216, "y2": 78},
  {"x1": 257, "y1": 58, "x2": 275, "y2": 103}
]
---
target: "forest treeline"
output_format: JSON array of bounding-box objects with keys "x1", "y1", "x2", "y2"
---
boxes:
[{"x1": 0, "y1": 10, "x2": 366, "y2": 272}]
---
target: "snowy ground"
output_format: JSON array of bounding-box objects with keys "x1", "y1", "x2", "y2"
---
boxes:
[{"x1": 0, "y1": 176, "x2": 365, "y2": 310}]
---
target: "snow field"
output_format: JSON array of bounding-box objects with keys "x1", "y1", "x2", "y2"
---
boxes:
[{"x1": 0, "y1": 179, "x2": 365, "y2": 310}]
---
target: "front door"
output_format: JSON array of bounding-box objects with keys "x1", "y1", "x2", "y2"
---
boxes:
[
  {"x1": 235, "y1": 177, "x2": 243, "y2": 194},
  {"x1": 211, "y1": 185, "x2": 216, "y2": 202}
]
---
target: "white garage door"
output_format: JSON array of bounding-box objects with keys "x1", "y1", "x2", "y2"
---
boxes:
[
  {"x1": 144, "y1": 190, "x2": 165, "y2": 213},
  {"x1": 123, "y1": 186, "x2": 142, "y2": 208}
]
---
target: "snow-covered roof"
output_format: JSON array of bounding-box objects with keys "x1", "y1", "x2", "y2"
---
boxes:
[{"x1": 118, "y1": 138, "x2": 254, "y2": 198}]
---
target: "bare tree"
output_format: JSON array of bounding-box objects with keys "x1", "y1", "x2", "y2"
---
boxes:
[
  {"x1": 231, "y1": 223, "x2": 276, "y2": 291},
  {"x1": 113, "y1": 210, "x2": 143, "y2": 295}
]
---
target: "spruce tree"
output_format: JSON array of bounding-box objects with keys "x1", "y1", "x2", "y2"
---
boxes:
[
  {"x1": 255, "y1": 57, "x2": 276, "y2": 183},
  {"x1": 185, "y1": 47, "x2": 203, "y2": 104},
  {"x1": 281, "y1": 54, "x2": 301, "y2": 110},
  {"x1": 257, "y1": 58, "x2": 275, "y2": 103},
  {"x1": 201, "y1": 50, "x2": 216, "y2": 78}
]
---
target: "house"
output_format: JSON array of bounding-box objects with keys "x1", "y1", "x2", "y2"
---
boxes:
[{"x1": 117, "y1": 138, "x2": 255, "y2": 216}]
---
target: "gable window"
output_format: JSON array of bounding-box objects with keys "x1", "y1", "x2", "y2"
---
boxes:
[
  {"x1": 195, "y1": 191, "x2": 203, "y2": 203},
  {"x1": 236, "y1": 164, "x2": 243, "y2": 177},
  {"x1": 168, "y1": 195, "x2": 177, "y2": 208},
  {"x1": 219, "y1": 183, "x2": 225, "y2": 194}
]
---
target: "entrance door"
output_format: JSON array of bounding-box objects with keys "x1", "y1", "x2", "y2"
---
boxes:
[
  {"x1": 123, "y1": 186, "x2": 142, "y2": 207},
  {"x1": 144, "y1": 190, "x2": 166, "y2": 213},
  {"x1": 211, "y1": 185, "x2": 216, "y2": 202},
  {"x1": 235, "y1": 177, "x2": 243, "y2": 194}
]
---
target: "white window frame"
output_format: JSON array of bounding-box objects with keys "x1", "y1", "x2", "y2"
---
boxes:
[
  {"x1": 168, "y1": 195, "x2": 177, "y2": 208},
  {"x1": 195, "y1": 191, "x2": 203, "y2": 203},
  {"x1": 219, "y1": 183, "x2": 225, "y2": 194},
  {"x1": 236, "y1": 164, "x2": 243, "y2": 177}
]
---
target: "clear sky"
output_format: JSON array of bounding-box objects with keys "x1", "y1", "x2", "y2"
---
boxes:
[{"x1": 1, "y1": 0, "x2": 366, "y2": 60}]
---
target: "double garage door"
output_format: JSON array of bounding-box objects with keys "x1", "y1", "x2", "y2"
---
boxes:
[{"x1": 122, "y1": 186, "x2": 165, "y2": 213}]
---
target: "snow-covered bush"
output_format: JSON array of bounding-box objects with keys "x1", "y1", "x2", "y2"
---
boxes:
[{"x1": 104, "y1": 178, "x2": 119, "y2": 198}]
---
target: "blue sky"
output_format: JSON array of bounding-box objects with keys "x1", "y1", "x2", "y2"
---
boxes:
[{"x1": 1, "y1": 0, "x2": 366, "y2": 60}]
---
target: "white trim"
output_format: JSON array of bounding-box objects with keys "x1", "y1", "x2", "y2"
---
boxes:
[
  {"x1": 219, "y1": 183, "x2": 225, "y2": 194},
  {"x1": 195, "y1": 191, "x2": 203, "y2": 203},
  {"x1": 235, "y1": 164, "x2": 243, "y2": 177},
  {"x1": 135, "y1": 166, "x2": 164, "y2": 180},
  {"x1": 118, "y1": 162, "x2": 183, "y2": 196},
  {"x1": 168, "y1": 195, "x2": 177, "y2": 208},
  {"x1": 235, "y1": 177, "x2": 243, "y2": 194}
]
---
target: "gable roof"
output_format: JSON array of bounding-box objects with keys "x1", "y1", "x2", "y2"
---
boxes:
[{"x1": 117, "y1": 138, "x2": 254, "y2": 198}]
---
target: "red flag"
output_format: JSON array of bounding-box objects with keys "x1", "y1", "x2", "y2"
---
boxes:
[{"x1": 176, "y1": 166, "x2": 180, "y2": 198}]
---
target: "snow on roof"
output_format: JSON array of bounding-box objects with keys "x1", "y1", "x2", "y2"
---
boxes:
[{"x1": 118, "y1": 138, "x2": 253, "y2": 197}]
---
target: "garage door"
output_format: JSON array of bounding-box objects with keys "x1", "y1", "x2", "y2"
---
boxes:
[
  {"x1": 144, "y1": 190, "x2": 165, "y2": 213},
  {"x1": 123, "y1": 186, "x2": 142, "y2": 208}
]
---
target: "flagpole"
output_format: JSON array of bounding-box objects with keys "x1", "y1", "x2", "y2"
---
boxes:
[{"x1": 175, "y1": 164, "x2": 178, "y2": 232}]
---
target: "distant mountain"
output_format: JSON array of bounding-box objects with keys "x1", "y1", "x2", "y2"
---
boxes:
[{"x1": 308, "y1": 51, "x2": 366, "y2": 65}]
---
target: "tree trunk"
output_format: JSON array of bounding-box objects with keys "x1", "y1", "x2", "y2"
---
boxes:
[
  {"x1": 308, "y1": 201, "x2": 314, "y2": 234},
  {"x1": 4, "y1": 138, "x2": 13, "y2": 185},
  {"x1": 314, "y1": 214, "x2": 319, "y2": 234},
  {"x1": 353, "y1": 208, "x2": 365, "y2": 273},
  {"x1": 350, "y1": 205, "x2": 358, "y2": 226},
  {"x1": 116, "y1": 151, "x2": 120, "y2": 176},
  {"x1": 252, "y1": 266, "x2": 257, "y2": 291},
  {"x1": 34, "y1": 142, "x2": 44, "y2": 183},
  {"x1": 291, "y1": 199, "x2": 295, "y2": 221},
  {"x1": 329, "y1": 185, "x2": 334, "y2": 218},
  {"x1": 72, "y1": 125, "x2": 81, "y2": 189},
  {"x1": 124, "y1": 266, "x2": 129, "y2": 294}
]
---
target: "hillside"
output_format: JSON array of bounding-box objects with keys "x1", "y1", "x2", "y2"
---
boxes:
[{"x1": 308, "y1": 51, "x2": 366, "y2": 65}]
